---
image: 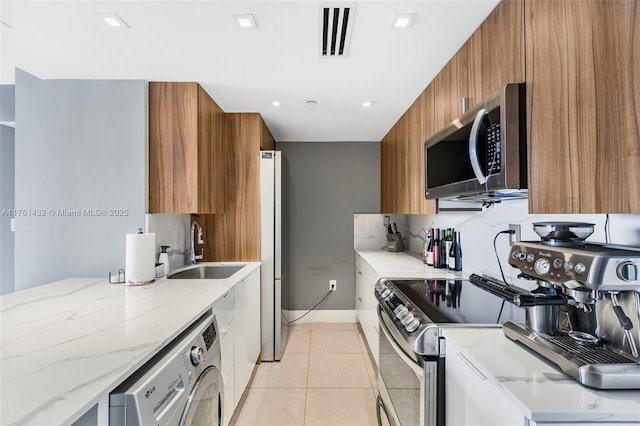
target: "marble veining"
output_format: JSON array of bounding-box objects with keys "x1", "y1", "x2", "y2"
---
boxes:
[
  {"x1": 0, "y1": 263, "x2": 260, "y2": 426},
  {"x1": 406, "y1": 200, "x2": 640, "y2": 288},
  {"x1": 442, "y1": 328, "x2": 640, "y2": 422},
  {"x1": 353, "y1": 214, "x2": 409, "y2": 251}
]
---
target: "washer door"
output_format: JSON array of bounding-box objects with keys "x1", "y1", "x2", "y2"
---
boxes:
[{"x1": 179, "y1": 366, "x2": 223, "y2": 426}]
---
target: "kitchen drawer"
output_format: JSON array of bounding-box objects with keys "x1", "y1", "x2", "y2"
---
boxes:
[{"x1": 214, "y1": 289, "x2": 234, "y2": 329}]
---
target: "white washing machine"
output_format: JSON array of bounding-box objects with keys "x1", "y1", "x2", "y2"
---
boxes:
[{"x1": 110, "y1": 311, "x2": 224, "y2": 425}]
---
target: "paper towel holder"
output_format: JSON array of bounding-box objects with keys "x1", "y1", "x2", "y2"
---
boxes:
[{"x1": 109, "y1": 269, "x2": 125, "y2": 284}]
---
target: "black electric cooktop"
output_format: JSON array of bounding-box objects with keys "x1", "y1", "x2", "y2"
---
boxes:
[{"x1": 387, "y1": 278, "x2": 518, "y2": 325}]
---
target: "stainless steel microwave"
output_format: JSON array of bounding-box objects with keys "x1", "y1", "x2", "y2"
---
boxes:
[{"x1": 424, "y1": 83, "x2": 527, "y2": 201}]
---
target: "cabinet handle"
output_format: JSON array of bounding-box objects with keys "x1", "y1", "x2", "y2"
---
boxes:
[
  {"x1": 358, "y1": 297, "x2": 363, "y2": 302},
  {"x1": 456, "y1": 352, "x2": 487, "y2": 381},
  {"x1": 223, "y1": 291, "x2": 231, "y2": 298}
]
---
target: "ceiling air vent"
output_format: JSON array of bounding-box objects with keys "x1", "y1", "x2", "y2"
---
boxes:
[{"x1": 319, "y1": 3, "x2": 356, "y2": 58}]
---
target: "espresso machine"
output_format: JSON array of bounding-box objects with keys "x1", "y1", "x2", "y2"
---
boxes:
[{"x1": 470, "y1": 222, "x2": 640, "y2": 389}]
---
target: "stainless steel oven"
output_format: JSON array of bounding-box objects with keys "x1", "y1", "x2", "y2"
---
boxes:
[{"x1": 375, "y1": 277, "x2": 524, "y2": 426}]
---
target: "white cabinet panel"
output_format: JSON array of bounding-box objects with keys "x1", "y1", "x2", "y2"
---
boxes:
[
  {"x1": 445, "y1": 337, "x2": 526, "y2": 426},
  {"x1": 212, "y1": 288, "x2": 235, "y2": 426},
  {"x1": 234, "y1": 268, "x2": 260, "y2": 405}
]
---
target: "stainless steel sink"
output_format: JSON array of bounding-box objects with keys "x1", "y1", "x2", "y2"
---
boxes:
[{"x1": 167, "y1": 265, "x2": 245, "y2": 280}]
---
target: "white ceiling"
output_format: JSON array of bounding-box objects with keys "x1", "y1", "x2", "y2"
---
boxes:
[{"x1": 0, "y1": 0, "x2": 500, "y2": 142}]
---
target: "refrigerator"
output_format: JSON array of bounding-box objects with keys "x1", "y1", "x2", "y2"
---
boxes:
[{"x1": 260, "y1": 151, "x2": 289, "y2": 361}]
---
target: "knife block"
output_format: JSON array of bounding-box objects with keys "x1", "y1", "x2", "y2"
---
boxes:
[{"x1": 386, "y1": 233, "x2": 405, "y2": 252}]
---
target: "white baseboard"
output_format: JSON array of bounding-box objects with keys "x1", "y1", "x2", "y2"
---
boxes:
[{"x1": 284, "y1": 309, "x2": 356, "y2": 323}]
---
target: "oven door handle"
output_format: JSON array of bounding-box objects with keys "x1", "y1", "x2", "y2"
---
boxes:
[
  {"x1": 378, "y1": 309, "x2": 424, "y2": 378},
  {"x1": 468, "y1": 108, "x2": 488, "y2": 185}
]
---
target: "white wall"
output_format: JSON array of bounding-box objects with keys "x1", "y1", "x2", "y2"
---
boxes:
[
  {"x1": 0, "y1": 125, "x2": 15, "y2": 294},
  {"x1": 14, "y1": 69, "x2": 147, "y2": 290}
]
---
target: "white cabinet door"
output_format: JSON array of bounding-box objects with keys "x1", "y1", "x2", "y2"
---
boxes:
[
  {"x1": 355, "y1": 258, "x2": 366, "y2": 327},
  {"x1": 234, "y1": 268, "x2": 260, "y2": 406},
  {"x1": 355, "y1": 254, "x2": 381, "y2": 367},
  {"x1": 212, "y1": 289, "x2": 235, "y2": 426},
  {"x1": 445, "y1": 337, "x2": 526, "y2": 426}
]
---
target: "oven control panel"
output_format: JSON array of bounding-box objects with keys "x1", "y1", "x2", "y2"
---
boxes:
[{"x1": 375, "y1": 280, "x2": 422, "y2": 334}]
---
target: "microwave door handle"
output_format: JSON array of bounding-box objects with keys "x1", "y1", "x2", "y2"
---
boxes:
[{"x1": 468, "y1": 108, "x2": 488, "y2": 185}]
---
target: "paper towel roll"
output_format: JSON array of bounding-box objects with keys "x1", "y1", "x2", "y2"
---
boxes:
[{"x1": 125, "y1": 232, "x2": 156, "y2": 285}]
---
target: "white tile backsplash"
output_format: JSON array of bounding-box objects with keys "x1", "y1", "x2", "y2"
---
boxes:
[
  {"x1": 405, "y1": 199, "x2": 640, "y2": 286},
  {"x1": 354, "y1": 214, "x2": 409, "y2": 250},
  {"x1": 145, "y1": 213, "x2": 190, "y2": 270}
]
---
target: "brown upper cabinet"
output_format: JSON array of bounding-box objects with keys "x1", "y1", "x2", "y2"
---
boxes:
[
  {"x1": 193, "y1": 113, "x2": 275, "y2": 263},
  {"x1": 384, "y1": 0, "x2": 640, "y2": 214},
  {"x1": 149, "y1": 82, "x2": 227, "y2": 214},
  {"x1": 525, "y1": 0, "x2": 640, "y2": 213},
  {"x1": 382, "y1": 0, "x2": 523, "y2": 214}
]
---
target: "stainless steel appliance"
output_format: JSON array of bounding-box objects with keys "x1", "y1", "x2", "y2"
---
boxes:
[
  {"x1": 260, "y1": 151, "x2": 289, "y2": 361},
  {"x1": 424, "y1": 83, "x2": 527, "y2": 201},
  {"x1": 469, "y1": 222, "x2": 640, "y2": 389},
  {"x1": 109, "y1": 311, "x2": 223, "y2": 425},
  {"x1": 375, "y1": 277, "x2": 523, "y2": 426}
]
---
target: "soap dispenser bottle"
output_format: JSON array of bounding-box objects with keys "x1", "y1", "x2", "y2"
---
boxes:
[{"x1": 159, "y1": 246, "x2": 170, "y2": 277}]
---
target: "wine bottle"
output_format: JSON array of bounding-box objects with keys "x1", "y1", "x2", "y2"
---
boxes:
[
  {"x1": 444, "y1": 228, "x2": 453, "y2": 268},
  {"x1": 432, "y1": 228, "x2": 441, "y2": 268},
  {"x1": 426, "y1": 228, "x2": 434, "y2": 266},
  {"x1": 451, "y1": 231, "x2": 462, "y2": 271},
  {"x1": 447, "y1": 231, "x2": 456, "y2": 270}
]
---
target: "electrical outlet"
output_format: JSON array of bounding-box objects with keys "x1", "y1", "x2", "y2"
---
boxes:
[
  {"x1": 509, "y1": 224, "x2": 521, "y2": 246},
  {"x1": 329, "y1": 279, "x2": 337, "y2": 291},
  {"x1": 383, "y1": 216, "x2": 390, "y2": 226}
]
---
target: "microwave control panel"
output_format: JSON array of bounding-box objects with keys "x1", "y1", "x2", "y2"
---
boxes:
[{"x1": 486, "y1": 122, "x2": 501, "y2": 174}]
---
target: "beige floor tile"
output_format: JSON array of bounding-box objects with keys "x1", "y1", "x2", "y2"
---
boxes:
[
  {"x1": 311, "y1": 322, "x2": 355, "y2": 331},
  {"x1": 288, "y1": 322, "x2": 312, "y2": 331},
  {"x1": 251, "y1": 353, "x2": 309, "y2": 388},
  {"x1": 284, "y1": 330, "x2": 311, "y2": 354},
  {"x1": 307, "y1": 354, "x2": 372, "y2": 388},
  {"x1": 232, "y1": 388, "x2": 306, "y2": 426},
  {"x1": 304, "y1": 388, "x2": 377, "y2": 426},
  {"x1": 310, "y1": 330, "x2": 362, "y2": 354}
]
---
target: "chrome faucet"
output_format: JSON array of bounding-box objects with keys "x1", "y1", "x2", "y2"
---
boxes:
[{"x1": 189, "y1": 220, "x2": 204, "y2": 264}]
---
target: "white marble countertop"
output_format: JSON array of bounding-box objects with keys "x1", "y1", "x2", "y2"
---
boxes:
[
  {"x1": 0, "y1": 262, "x2": 260, "y2": 426},
  {"x1": 442, "y1": 328, "x2": 640, "y2": 423},
  {"x1": 355, "y1": 248, "x2": 467, "y2": 279}
]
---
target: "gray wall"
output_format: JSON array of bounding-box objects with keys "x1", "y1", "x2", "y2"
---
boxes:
[
  {"x1": 278, "y1": 142, "x2": 380, "y2": 310},
  {"x1": 14, "y1": 69, "x2": 147, "y2": 290},
  {"x1": 0, "y1": 125, "x2": 15, "y2": 295}
]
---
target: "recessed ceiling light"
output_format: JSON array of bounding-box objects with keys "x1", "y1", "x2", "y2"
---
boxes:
[
  {"x1": 362, "y1": 101, "x2": 374, "y2": 108},
  {"x1": 391, "y1": 14, "x2": 416, "y2": 29},
  {"x1": 271, "y1": 100, "x2": 282, "y2": 107},
  {"x1": 233, "y1": 14, "x2": 258, "y2": 30},
  {"x1": 96, "y1": 13, "x2": 129, "y2": 28}
]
